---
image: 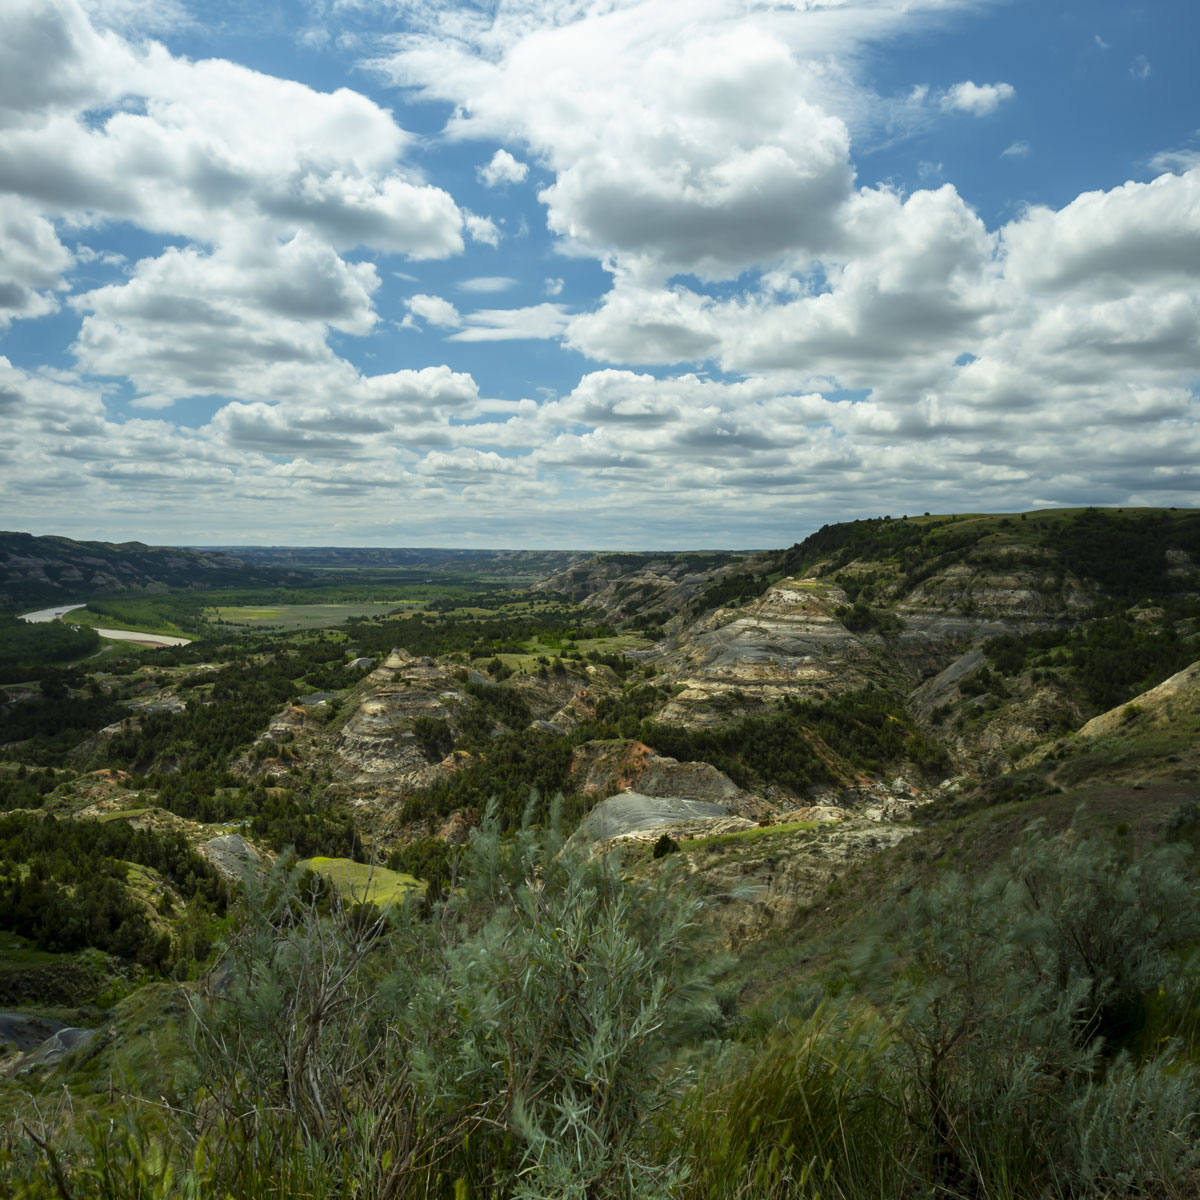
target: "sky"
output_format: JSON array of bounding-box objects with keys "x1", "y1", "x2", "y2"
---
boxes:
[{"x1": 0, "y1": 0, "x2": 1197, "y2": 550}]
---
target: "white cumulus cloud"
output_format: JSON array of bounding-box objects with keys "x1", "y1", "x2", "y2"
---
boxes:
[
  {"x1": 406, "y1": 293, "x2": 464, "y2": 328},
  {"x1": 940, "y1": 80, "x2": 1016, "y2": 116},
  {"x1": 478, "y1": 148, "x2": 529, "y2": 187}
]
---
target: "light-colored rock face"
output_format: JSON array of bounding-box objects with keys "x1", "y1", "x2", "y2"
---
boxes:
[
  {"x1": 908, "y1": 647, "x2": 988, "y2": 720},
  {"x1": 575, "y1": 793, "x2": 734, "y2": 842},
  {"x1": 654, "y1": 582, "x2": 872, "y2": 724},
  {"x1": 0, "y1": 1013, "x2": 68, "y2": 1053},
  {"x1": 334, "y1": 651, "x2": 465, "y2": 779},
  {"x1": 334, "y1": 655, "x2": 623, "y2": 785},
  {"x1": 535, "y1": 553, "x2": 765, "y2": 624},
  {"x1": 908, "y1": 645, "x2": 1085, "y2": 768},
  {"x1": 568, "y1": 739, "x2": 755, "y2": 809},
  {"x1": 650, "y1": 579, "x2": 1029, "y2": 728},
  {"x1": 201, "y1": 834, "x2": 262, "y2": 882},
  {"x1": 5, "y1": 1025, "x2": 98, "y2": 1077},
  {"x1": 890, "y1": 542, "x2": 1098, "y2": 619}
]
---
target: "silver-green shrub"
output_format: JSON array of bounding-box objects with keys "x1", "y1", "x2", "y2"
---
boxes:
[{"x1": 184, "y1": 796, "x2": 718, "y2": 1199}]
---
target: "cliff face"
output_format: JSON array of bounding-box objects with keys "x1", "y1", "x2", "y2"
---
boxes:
[
  {"x1": 643, "y1": 577, "x2": 1038, "y2": 731},
  {"x1": 535, "y1": 550, "x2": 761, "y2": 625}
]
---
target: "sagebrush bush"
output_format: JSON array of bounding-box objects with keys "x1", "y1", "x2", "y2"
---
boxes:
[
  {"x1": 8, "y1": 808, "x2": 1200, "y2": 1200},
  {"x1": 2, "y1": 795, "x2": 717, "y2": 1200}
]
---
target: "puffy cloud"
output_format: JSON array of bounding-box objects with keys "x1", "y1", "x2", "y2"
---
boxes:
[
  {"x1": 939, "y1": 80, "x2": 1015, "y2": 116},
  {"x1": 70, "y1": 233, "x2": 381, "y2": 405},
  {"x1": 373, "y1": 0, "x2": 1022, "y2": 282},
  {"x1": 376, "y1": 5, "x2": 880, "y2": 279},
  {"x1": 1001, "y1": 169, "x2": 1200, "y2": 294},
  {"x1": 567, "y1": 283, "x2": 720, "y2": 364},
  {"x1": 463, "y1": 210, "x2": 501, "y2": 247},
  {"x1": 0, "y1": 0, "x2": 130, "y2": 129},
  {"x1": 0, "y1": 196, "x2": 74, "y2": 328},
  {"x1": 0, "y1": 0, "x2": 466, "y2": 257},
  {"x1": 565, "y1": 183, "x2": 997, "y2": 376},
  {"x1": 478, "y1": 148, "x2": 529, "y2": 187},
  {"x1": 407, "y1": 293, "x2": 464, "y2": 328}
]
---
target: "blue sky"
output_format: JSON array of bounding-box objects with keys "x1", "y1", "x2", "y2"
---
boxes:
[{"x1": 0, "y1": 0, "x2": 1197, "y2": 548}]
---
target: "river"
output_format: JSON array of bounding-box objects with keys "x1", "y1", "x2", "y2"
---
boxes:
[{"x1": 18, "y1": 604, "x2": 192, "y2": 648}]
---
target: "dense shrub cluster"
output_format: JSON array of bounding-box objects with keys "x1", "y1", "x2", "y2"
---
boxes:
[
  {"x1": 2, "y1": 686, "x2": 125, "y2": 765},
  {"x1": 688, "y1": 570, "x2": 772, "y2": 615},
  {"x1": 986, "y1": 612, "x2": 1198, "y2": 710},
  {"x1": 247, "y1": 786, "x2": 364, "y2": 860},
  {"x1": 644, "y1": 688, "x2": 948, "y2": 793},
  {"x1": 0, "y1": 765, "x2": 59, "y2": 812},
  {"x1": 784, "y1": 507, "x2": 1200, "y2": 611},
  {"x1": 3, "y1": 804, "x2": 716, "y2": 1198},
  {"x1": 676, "y1": 820, "x2": 1200, "y2": 1199},
  {"x1": 0, "y1": 813, "x2": 227, "y2": 968},
  {"x1": 0, "y1": 615, "x2": 99, "y2": 672},
  {"x1": 100, "y1": 640, "x2": 362, "y2": 822},
  {"x1": 343, "y1": 607, "x2": 613, "y2": 661}
]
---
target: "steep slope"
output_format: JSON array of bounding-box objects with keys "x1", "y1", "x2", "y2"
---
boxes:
[{"x1": 613, "y1": 510, "x2": 1200, "y2": 773}]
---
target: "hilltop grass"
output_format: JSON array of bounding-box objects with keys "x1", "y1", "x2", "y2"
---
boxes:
[
  {"x1": 1047, "y1": 712, "x2": 1200, "y2": 788},
  {"x1": 93, "y1": 808, "x2": 153, "y2": 823},
  {"x1": 475, "y1": 632, "x2": 654, "y2": 676},
  {"x1": 723, "y1": 779, "x2": 1200, "y2": 1022},
  {"x1": 299, "y1": 857, "x2": 422, "y2": 904}
]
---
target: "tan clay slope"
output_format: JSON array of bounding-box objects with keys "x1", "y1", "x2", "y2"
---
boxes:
[
  {"x1": 1078, "y1": 658, "x2": 1200, "y2": 738},
  {"x1": 648, "y1": 573, "x2": 1041, "y2": 730}
]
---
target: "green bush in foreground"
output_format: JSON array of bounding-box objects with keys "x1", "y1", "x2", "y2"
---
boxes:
[
  {"x1": 675, "y1": 818, "x2": 1200, "y2": 1200},
  {"x1": 4, "y1": 798, "x2": 716, "y2": 1199},
  {"x1": 7, "y1": 811, "x2": 1200, "y2": 1199}
]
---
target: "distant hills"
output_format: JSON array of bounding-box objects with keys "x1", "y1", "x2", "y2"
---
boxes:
[
  {"x1": 0, "y1": 532, "x2": 300, "y2": 609},
  {"x1": 0, "y1": 533, "x2": 589, "y2": 610},
  {"x1": 208, "y1": 546, "x2": 582, "y2": 572}
]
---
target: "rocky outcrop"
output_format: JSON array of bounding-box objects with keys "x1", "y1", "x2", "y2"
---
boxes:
[
  {"x1": 333, "y1": 650, "x2": 468, "y2": 780},
  {"x1": 568, "y1": 739, "x2": 749, "y2": 805},
  {"x1": 574, "y1": 793, "x2": 734, "y2": 843},
  {"x1": 900, "y1": 558, "x2": 1097, "y2": 619},
  {"x1": 201, "y1": 833, "x2": 263, "y2": 882},
  {"x1": 5, "y1": 1025, "x2": 98, "y2": 1076},
  {"x1": 535, "y1": 551, "x2": 767, "y2": 624},
  {"x1": 0, "y1": 1013, "x2": 68, "y2": 1053},
  {"x1": 647, "y1": 578, "x2": 1027, "y2": 729}
]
